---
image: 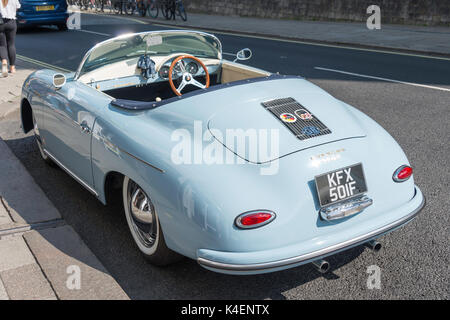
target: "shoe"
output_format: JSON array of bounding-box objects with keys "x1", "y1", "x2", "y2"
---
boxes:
[{"x1": 1, "y1": 64, "x2": 8, "y2": 77}]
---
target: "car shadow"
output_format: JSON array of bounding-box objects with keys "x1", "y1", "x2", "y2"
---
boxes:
[
  {"x1": 17, "y1": 25, "x2": 62, "y2": 34},
  {"x1": 2, "y1": 133, "x2": 367, "y2": 300}
]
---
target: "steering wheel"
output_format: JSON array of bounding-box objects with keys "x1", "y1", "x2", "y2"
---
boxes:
[{"x1": 168, "y1": 55, "x2": 210, "y2": 96}]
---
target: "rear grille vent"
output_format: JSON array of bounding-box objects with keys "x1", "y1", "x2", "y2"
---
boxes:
[{"x1": 261, "y1": 97, "x2": 331, "y2": 140}]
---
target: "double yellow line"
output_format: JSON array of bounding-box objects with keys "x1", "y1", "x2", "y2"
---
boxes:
[{"x1": 17, "y1": 54, "x2": 72, "y2": 73}]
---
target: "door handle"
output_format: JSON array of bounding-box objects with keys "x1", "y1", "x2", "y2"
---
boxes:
[{"x1": 80, "y1": 122, "x2": 91, "y2": 134}]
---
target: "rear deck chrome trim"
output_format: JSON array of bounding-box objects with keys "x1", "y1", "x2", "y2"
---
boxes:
[{"x1": 198, "y1": 191, "x2": 425, "y2": 272}]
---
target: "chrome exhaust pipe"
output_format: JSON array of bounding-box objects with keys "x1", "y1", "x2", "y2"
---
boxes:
[
  {"x1": 365, "y1": 240, "x2": 382, "y2": 252},
  {"x1": 312, "y1": 259, "x2": 330, "y2": 274}
]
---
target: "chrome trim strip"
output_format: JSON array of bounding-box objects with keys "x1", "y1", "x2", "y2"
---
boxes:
[
  {"x1": 198, "y1": 191, "x2": 425, "y2": 272},
  {"x1": 319, "y1": 195, "x2": 373, "y2": 221},
  {"x1": 43, "y1": 149, "x2": 99, "y2": 197},
  {"x1": 117, "y1": 147, "x2": 165, "y2": 174}
]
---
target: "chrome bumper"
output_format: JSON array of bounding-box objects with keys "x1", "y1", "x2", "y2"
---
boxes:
[{"x1": 198, "y1": 191, "x2": 425, "y2": 274}]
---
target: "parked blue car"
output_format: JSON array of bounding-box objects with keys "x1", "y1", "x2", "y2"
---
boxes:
[
  {"x1": 17, "y1": 0, "x2": 69, "y2": 30},
  {"x1": 20, "y1": 31, "x2": 425, "y2": 275}
]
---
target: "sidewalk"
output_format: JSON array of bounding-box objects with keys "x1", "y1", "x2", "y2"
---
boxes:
[
  {"x1": 0, "y1": 60, "x2": 36, "y2": 119},
  {"x1": 0, "y1": 60, "x2": 129, "y2": 300},
  {"x1": 85, "y1": 9, "x2": 450, "y2": 56}
]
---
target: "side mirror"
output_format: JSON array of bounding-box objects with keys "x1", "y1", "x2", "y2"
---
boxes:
[
  {"x1": 53, "y1": 73, "x2": 66, "y2": 89},
  {"x1": 233, "y1": 48, "x2": 252, "y2": 62}
]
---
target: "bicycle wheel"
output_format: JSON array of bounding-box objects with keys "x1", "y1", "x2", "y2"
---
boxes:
[
  {"x1": 125, "y1": 2, "x2": 136, "y2": 15},
  {"x1": 164, "y1": 3, "x2": 173, "y2": 20},
  {"x1": 95, "y1": 0, "x2": 103, "y2": 12},
  {"x1": 177, "y1": 2, "x2": 187, "y2": 21},
  {"x1": 78, "y1": 0, "x2": 85, "y2": 10},
  {"x1": 113, "y1": 1, "x2": 121, "y2": 14},
  {"x1": 105, "y1": 0, "x2": 113, "y2": 12},
  {"x1": 147, "y1": 1, "x2": 158, "y2": 18},
  {"x1": 138, "y1": 2, "x2": 146, "y2": 17}
]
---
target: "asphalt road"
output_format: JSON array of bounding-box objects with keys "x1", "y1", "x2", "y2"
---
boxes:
[{"x1": 1, "y1": 13, "x2": 449, "y2": 299}]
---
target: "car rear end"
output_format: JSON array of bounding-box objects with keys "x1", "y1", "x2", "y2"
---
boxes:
[
  {"x1": 151, "y1": 78, "x2": 425, "y2": 274},
  {"x1": 196, "y1": 136, "x2": 425, "y2": 275},
  {"x1": 17, "y1": 0, "x2": 69, "y2": 30}
]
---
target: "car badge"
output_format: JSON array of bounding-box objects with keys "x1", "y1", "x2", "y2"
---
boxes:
[
  {"x1": 302, "y1": 126, "x2": 321, "y2": 136},
  {"x1": 295, "y1": 109, "x2": 313, "y2": 121},
  {"x1": 280, "y1": 113, "x2": 297, "y2": 123}
]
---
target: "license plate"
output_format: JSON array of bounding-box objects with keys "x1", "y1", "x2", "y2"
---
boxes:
[
  {"x1": 315, "y1": 163, "x2": 368, "y2": 207},
  {"x1": 36, "y1": 5, "x2": 55, "y2": 11}
]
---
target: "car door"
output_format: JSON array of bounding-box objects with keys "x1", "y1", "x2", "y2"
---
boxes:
[{"x1": 43, "y1": 79, "x2": 107, "y2": 194}]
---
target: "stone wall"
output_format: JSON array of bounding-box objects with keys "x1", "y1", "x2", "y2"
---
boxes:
[{"x1": 184, "y1": 0, "x2": 450, "y2": 26}]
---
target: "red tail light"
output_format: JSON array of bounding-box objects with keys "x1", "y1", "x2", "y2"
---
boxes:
[
  {"x1": 393, "y1": 165, "x2": 413, "y2": 182},
  {"x1": 235, "y1": 210, "x2": 276, "y2": 229}
]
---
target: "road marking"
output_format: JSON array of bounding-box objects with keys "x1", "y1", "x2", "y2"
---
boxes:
[
  {"x1": 74, "y1": 29, "x2": 111, "y2": 36},
  {"x1": 17, "y1": 55, "x2": 71, "y2": 73},
  {"x1": 315, "y1": 67, "x2": 450, "y2": 92}
]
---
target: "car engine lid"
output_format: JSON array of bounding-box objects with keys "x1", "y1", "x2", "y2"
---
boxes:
[{"x1": 207, "y1": 79, "x2": 366, "y2": 163}]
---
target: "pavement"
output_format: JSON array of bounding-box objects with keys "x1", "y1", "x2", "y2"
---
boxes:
[
  {"x1": 74, "y1": 7, "x2": 450, "y2": 57},
  {"x1": 0, "y1": 60, "x2": 36, "y2": 117},
  {"x1": 0, "y1": 61, "x2": 129, "y2": 300}
]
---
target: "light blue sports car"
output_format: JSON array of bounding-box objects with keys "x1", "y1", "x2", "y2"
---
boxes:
[{"x1": 20, "y1": 30, "x2": 425, "y2": 275}]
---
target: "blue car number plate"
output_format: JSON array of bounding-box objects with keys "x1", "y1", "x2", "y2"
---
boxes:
[
  {"x1": 315, "y1": 163, "x2": 368, "y2": 207},
  {"x1": 36, "y1": 5, "x2": 55, "y2": 11}
]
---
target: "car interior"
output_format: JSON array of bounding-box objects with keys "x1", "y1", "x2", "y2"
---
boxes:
[{"x1": 79, "y1": 54, "x2": 270, "y2": 103}]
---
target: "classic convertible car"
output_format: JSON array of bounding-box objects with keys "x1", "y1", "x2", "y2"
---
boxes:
[{"x1": 20, "y1": 30, "x2": 425, "y2": 274}]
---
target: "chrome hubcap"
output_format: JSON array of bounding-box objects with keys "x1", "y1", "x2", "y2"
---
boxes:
[{"x1": 127, "y1": 181, "x2": 157, "y2": 248}]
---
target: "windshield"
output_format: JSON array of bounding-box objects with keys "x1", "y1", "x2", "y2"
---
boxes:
[{"x1": 78, "y1": 31, "x2": 222, "y2": 76}]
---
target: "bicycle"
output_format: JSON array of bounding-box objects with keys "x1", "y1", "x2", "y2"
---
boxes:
[
  {"x1": 124, "y1": 0, "x2": 138, "y2": 15},
  {"x1": 77, "y1": 0, "x2": 87, "y2": 10},
  {"x1": 94, "y1": 0, "x2": 104, "y2": 12},
  {"x1": 104, "y1": 0, "x2": 114, "y2": 12},
  {"x1": 146, "y1": 0, "x2": 159, "y2": 18},
  {"x1": 113, "y1": 0, "x2": 124, "y2": 14},
  {"x1": 137, "y1": 0, "x2": 146, "y2": 17},
  {"x1": 138, "y1": 0, "x2": 164, "y2": 19},
  {"x1": 164, "y1": 0, "x2": 186, "y2": 21}
]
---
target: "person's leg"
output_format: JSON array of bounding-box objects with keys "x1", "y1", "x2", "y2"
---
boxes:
[
  {"x1": 0, "y1": 27, "x2": 8, "y2": 77},
  {"x1": 5, "y1": 21, "x2": 17, "y2": 73}
]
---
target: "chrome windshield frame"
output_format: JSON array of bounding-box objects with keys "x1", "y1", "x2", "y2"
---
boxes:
[{"x1": 74, "y1": 30, "x2": 223, "y2": 81}]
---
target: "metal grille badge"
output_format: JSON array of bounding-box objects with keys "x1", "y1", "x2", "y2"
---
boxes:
[{"x1": 262, "y1": 97, "x2": 331, "y2": 140}]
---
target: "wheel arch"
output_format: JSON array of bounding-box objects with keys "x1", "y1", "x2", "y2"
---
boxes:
[
  {"x1": 103, "y1": 170, "x2": 125, "y2": 206},
  {"x1": 21, "y1": 98, "x2": 33, "y2": 133}
]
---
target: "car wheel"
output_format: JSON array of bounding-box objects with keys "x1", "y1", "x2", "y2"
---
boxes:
[
  {"x1": 122, "y1": 176, "x2": 182, "y2": 266},
  {"x1": 57, "y1": 24, "x2": 68, "y2": 31},
  {"x1": 32, "y1": 111, "x2": 55, "y2": 166}
]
